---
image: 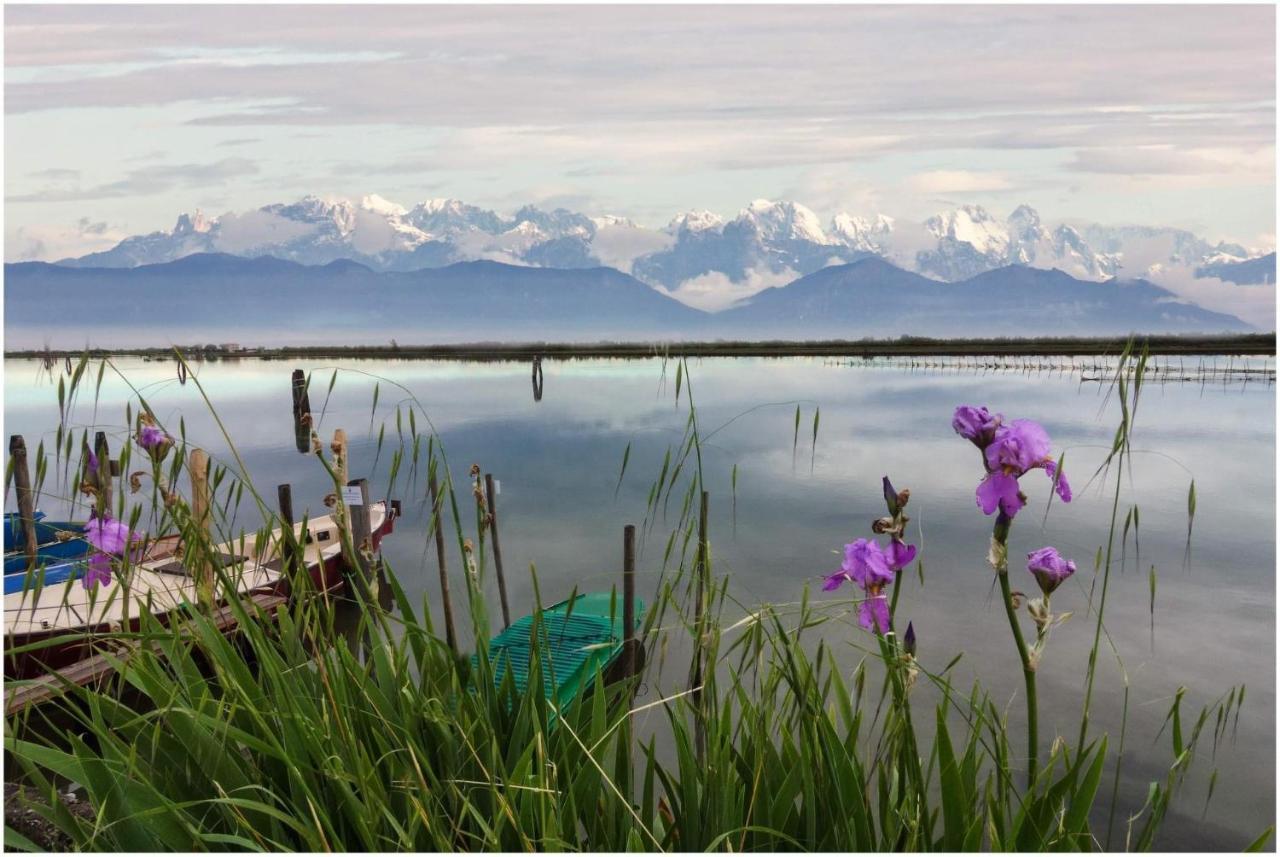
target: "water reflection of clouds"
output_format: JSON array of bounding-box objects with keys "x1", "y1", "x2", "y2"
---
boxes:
[{"x1": 4, "y1": 355, "x2": 1274, "y2": 846}]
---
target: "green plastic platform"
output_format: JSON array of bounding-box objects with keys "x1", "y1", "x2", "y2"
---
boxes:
[{"x1": 474, "y1": 591, "x2": 644, "y2": 708}]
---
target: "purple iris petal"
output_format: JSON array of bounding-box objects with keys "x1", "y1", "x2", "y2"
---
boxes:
[
  {"x1": 82, "y1": 553, "x2": 113, "y2": 590},
  {"x1": 858, "y1": 594, "x2": 892, "y2": 634},
  {"x1": 823, "y1": 570, "x2": 852, "y2": 592},
  {"x1": 976, "y1": 471, "x2": 1024, "y2": 517},
  {"x1": 887, "y1": 540, "x2": 917, "y2": 571},
  {"x1": 843, "y1": 538, "x2": 895, "y2": 587},
  {"x1": 83, "y1": 516, "x2": 133, "y2": 556},
  {"x1": 1027, "y1": 546, "x2": 1076, "y2": 594},
  {"x1": 952, "y1": 405, "x2": 1002, "y2": 447},
  {"x1": 984, "y1": 420, "x2": 1053, "y2": 475},
  {"x1": 85, "y1": 449, "x2": 99, "y2": 477}
]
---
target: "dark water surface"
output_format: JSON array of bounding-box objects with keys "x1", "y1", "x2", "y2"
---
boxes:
[{"x1": 4, "y1": 355, "x2": 1274, "y2": 849}]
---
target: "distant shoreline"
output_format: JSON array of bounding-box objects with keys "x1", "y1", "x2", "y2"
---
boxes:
[{"x1": 5, "y1": 334, "x2": 1275, "y2": 361}]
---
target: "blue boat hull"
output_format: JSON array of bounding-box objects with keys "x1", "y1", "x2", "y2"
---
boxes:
[{"x1": 3, "y1": 512, "x2": 90, "y2": 575}]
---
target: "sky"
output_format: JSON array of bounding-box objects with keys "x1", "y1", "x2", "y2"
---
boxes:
[{"x1": 5, "y1": 4, "x2": 1276, "y2": 262}]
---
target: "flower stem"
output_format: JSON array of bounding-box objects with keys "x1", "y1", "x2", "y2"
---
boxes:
[{"x1": 994, "y1": 513, "x2": 1038, "y2": 790}]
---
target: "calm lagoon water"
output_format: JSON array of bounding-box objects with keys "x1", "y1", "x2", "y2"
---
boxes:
[{"x1": 4, "y1": 354, "x2": 1274, "y2": 849}]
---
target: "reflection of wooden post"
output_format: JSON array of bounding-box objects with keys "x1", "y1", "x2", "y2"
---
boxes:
[
  {"x1": 189, "y1": 448, "x2": 213, "y2": 606},
  {"x1": 346, "y1": 478, "x2": 373, "y2": 582},
  {"x1": 623, "y1": 524, "x2": 637, "y2": 678},
  {"x1": 484, "y1": 473, "x2": 511, "y2": 629},
  {"x1": 291, "y1": 370, "x2": 312, "y2": 454},
  {"x1": 9, "y1": 436, "x2": 38, "y2": 568},
  {"x1": 429, "y1": 469, "x2": 458, "y2": 653}
]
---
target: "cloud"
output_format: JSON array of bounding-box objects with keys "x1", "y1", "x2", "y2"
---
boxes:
[
  {"x1": 1143, "y1": 264, "x2": 1275, "y2": 328},
  {"x1": 216, "y1": 137, "x2": 261, "y2": 147},
  {"x1": 212, "y1": 209, "x2": 316, "y2": 253},
  {"x1": 588, "y1": 223, "x2": 674, "y2": 273},
  {"x1": 662, "y1": 265, "x2": 799, "y2": 312},
  {"x1": 1066, "y1": 147, "x2": 1239, "y2": 176},
  {"x1": 5, "y1": 218, "x2": 127, "y2": 261},
  {"x1": 8, "y1": 157, "x2": 258, "y2": 202},
  {"x1": 906, "y1": 170, "x2": 1014, "y2": 195},
  {"x1": 29, "y1": 167, "x2": 79, "y2": 181}
]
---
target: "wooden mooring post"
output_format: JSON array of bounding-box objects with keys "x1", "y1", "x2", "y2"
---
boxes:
[
  {"x1": 484, "y1": 473, "x2": 512, "y2": 629},
  {"x1": 429, "y1": 469, "x2": 459, "y2": 653},
  {"x1": 346, "y1": 477, "x2": 374, "y2": 583},
  {"x1": 9, "y1": 436, "x2": 38, "y2": 567},
  {"x1": 94, "y1": 431, "x2": 115, "y2": 517},
  {"x1": 188, "y1": 448, "x2": 214, "y2": 607},
  {"x1": 277, "y1": 483, "x2": 301, "y2": 573}
]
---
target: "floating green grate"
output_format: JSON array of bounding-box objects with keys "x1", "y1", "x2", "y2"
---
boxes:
[{"x1": 473, "y1": 591, "x2": 644, "y2": 708}]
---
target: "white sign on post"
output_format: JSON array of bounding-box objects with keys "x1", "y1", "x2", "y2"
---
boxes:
[
  {"x1": 494, "y1": 479, "x2": 500, "y2": 495},
  {"x1": 341, "y1": 485, "x2": 364, "y2": 506}
]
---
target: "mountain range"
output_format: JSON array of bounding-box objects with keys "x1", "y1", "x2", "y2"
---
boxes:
[
  {"x1": 52, "y1": 196, "x2": 1277, "y2": 307},
  {"x1": 5, "y1": 252, "x2": 1252, "y2": 348}
]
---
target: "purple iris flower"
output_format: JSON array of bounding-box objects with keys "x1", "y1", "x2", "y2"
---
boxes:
[
  {"x1": 85, "y1": 448, "x2": 99, "y2": 477},
  {"x1": 83, "y1": 515, "x2": 134, "y2": 556},
  {"x1": 886, "y1": 540, "x2": 917, "y2": 571},
  {"x1": 961, "y1": 415, "x2": 1072, "y2": 518},
  {"x1": 823, "y1": 538, "x2": 895, "y2": 591},
  {"x1": 82, "y1": 553, "x2": 113, "y2": 590},
  {"x1": 1027, "y1": 546, "x2": 1076, "y2": 595},
  {"x1": 952, "y1": 405, "x2": 1002, "y2": 447},
  {"x1": 138, "y1": 425, "x2": 169, "y2": 450},
  {"x1": 823, "y1": 538, "x2": 898, "y2": 634}
]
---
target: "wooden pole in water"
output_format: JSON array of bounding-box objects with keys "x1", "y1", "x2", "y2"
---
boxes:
[
  {"x1": 429, "y1": 469, "x2": 459, "y2": 653},
  {"x1": 484, "y1": 473, "x2": 512, "y2": 629},
  {"x1": 346, "y1": 477, "x2": 373, "y2": 583},
  {"x1": 277, "y1": 483, "x2": 294, "y2": 528},
  {"x1": 277, "y1": 483, "x2": 299, "y2": 572},
  {"x1": 188, "y1": 448, "x2": 214, "y2": 607},
  {"x1": 623, "y1": 523, "x2": 637, "y2": 678},
  {"x1": 9, "y1": 436, "x2": 38, "y2": 567},
  {"x1": 94, "y1": 431, "x2": 113, "y2": 517}
]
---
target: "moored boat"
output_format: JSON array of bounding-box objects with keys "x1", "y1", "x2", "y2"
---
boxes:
[{"x1": 4, "y1": 501, "x2": 395, "y2": 680}]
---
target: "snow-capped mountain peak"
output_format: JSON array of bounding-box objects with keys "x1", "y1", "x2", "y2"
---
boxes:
[
  {"x1": 830, "y1": 212, "x2": 894, "y2": 252},
  {"x1": 592, "y1": 214, "x2": 638, "y2": 230},
  {"x1": 738, "y1": 199, "x2": 832, "y2": 244},
  {"x1": 667, "y1": 210, "x2": 724, "y2": 234},
  {"x1": 173, "y1": 209, "x2": 213, "y2": 235},
  {"x1": 360, "y1": 193, "x2": 407, "y2": 217},
  {"x1": 48, "y1": 193, "x2": 1272, "y2": 302},
  {"x1": 925, "y1": 205, "x2": 1009, "y2": 256}
]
